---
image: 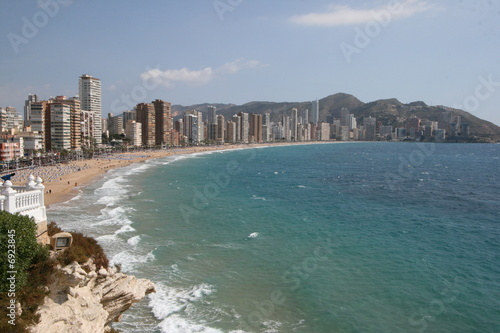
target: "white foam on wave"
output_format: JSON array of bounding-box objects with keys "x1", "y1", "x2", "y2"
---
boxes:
[
  {"x1": 247, "y1": 232, "x2": 259, "y2": 239},
  {"x1": 93, "y1": 206, "x2": 134, "y2": 227},
  {"x1": 95, "y1": 176, "x2": 131, "y2": 206},
  {"x1": 127, "y1": 235, "x2": 141, "y2": 246},
  {"x1": 209, "y1": 243, "x2": 243, "y2": 250},
  {"x1": 251, "y1": 195, "x2": 267, "y2": 201},
  {"x1": 96, "y1": 234, "x2": 119, "y2": 243},
  {"x1": 115, "y1": 225, "x2": 136, "y2": 235},
  {"x1": 149, "y1": 282, "x2": 225, "y2": 333},
  {"x1": 111, "y1": 250, "x2": 155, "y2": 272},
  {"x1": 262, "y1": 320, "x2": 283, "y2": 333}
]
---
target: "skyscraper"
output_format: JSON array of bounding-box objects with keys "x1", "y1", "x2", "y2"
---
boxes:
[
  {"x1": 122, "y1": 110, "x2": 136, "y2": 127},
  {"x1": 232, "y1": 115, "x2": 241, "y2": 142},
  {"x1": 208, "y1": 106, "x2": 217, "y2": 124},
  {"x1": 340, "y1": 107, "x2": 350, "y2": 127},
  {"x1": 29, "y1": 101, "x2": 47, "y2": 134},
  {"x1": 311, "y1": 99, "x2": 319, "y2": 124},
  {"x1": 24, "y1": 93, "x2": 38, "y2": 128},
  {"x1": 79, "y1": 74, "x2": 102, "y2": 144},
  {"x1": 125, "y1": 120, "x2": 142, "y2": 147},
  {"x1": 291, "y1": 108, "x2": 298, "y2": 141},
  {"x1": 183, "y1": 113, "x2": 199, "y2": 144},
  {"x1": 301, "y1": 109, "x2": 309, "y2": 125},
  {"x1": 47, "y1": 101, "x2": 71, "y2": 150},
  {"x1": 136, "y1": 103, "x2": 156, "y2": 146},
  {"x1": 152, "y1": 99, "x2": 172, "y2": 146},
  {"x1": 249, "y1": 113, "x2": 263, "y2": 143},
  {"x1": 238, "y1": 112, "x2": 249, "y2": 143},
  {"x1": 216, "y1": 114, "x2": 225, "y2": 144}
]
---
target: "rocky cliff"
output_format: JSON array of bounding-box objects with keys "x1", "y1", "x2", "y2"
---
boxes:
[{"x1": 29, "y1": 259, "x2": 155, "y2": 333}]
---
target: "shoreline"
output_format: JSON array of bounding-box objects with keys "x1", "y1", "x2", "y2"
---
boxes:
[{"x1": 8, "y1": 141, "x2": 334, "y2": 207}]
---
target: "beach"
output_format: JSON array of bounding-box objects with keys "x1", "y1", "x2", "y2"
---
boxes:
[{"x1": 6, "y1": 142, "x2": 328, "y2": 207}]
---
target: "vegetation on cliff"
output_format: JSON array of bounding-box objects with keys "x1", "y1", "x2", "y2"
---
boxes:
[{"x1": 0, "y1": 216, "x2": 111, "y2": 332}]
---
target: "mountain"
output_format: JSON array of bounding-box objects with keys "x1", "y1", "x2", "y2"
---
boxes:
[{"x1": 172, "y1": 93, "x2": 500, "y2": 138}]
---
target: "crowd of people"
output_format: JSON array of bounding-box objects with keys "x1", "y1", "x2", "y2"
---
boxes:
[{"x1": 1, "y1": 163, "x2": 91, "y2": 184}]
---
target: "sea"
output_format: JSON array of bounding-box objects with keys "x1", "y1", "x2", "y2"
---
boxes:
[{"x1": 47, "y1": 142, "x2": 500, "y2": 333}]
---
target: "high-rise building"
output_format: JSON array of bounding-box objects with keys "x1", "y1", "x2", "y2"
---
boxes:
[
  {"x1": 29, "y1": 101, "x2": 47, "y2": 136},
  {"x1": 226, "y1": 121, "x2": 236, "y2": 143},
  {"x1": 301, "y1": 109, "x2": 309, "y2": 125},
  {"x1": 460, "y1": 123, "x2": 470, "y2": 137},
  {"x1": 125, "y1": 120, "x2": 142, "y2": 147},
  {"x1": 47, "y1": 101, "x2": 71, "y2": 150},
  {"x1": 24, "y1": 94, "x2": 38, "y2": 128},
  {"x1": 108, "y1": 113, "x2": 124, "y2": 136},
  {"x1": 232, "y1": 115, "x2": 241, "y2": 142},
  {"x1": 183, "y1": 113, "x2": 199, "y2": 144},
  {"x1": 185, "y1": 110, "x2": 204, "y2": 143},
  {"x1": 208, "y1": 106, "x2": 217, "y2": 124},
  {"x1": 249, "y1": 113, "x2": 263, "y2": 143},
  {"x1": 311, "y1": 100, "x2": 319, "y2": 124},
  {"x1": 46, "y1": 96, "x2": 81, "y2": 150},
  {"x1": 0, "y1": 107, "x2": 23, "y2": 133},
  {"x1": 405, "y1": 117, "x2": 421, "y2": 138},
  {"x1": 282, "y1": 115, "x2": 291, "y2": 141},
  {"x1": 340, "y1": 108, "x2": 350, "y2": 127},
  {"x1": 318, "y1": 122, "x2": 330, "y2": 141},
  {"x1": 136, "y1": 103, "x2": 156, "y2": 146},
  {"x1": 153, "y1": 99, "x2": 172, "y2": 146},
  {"x1": 216, "y1": 114, "x2": 225, "y2": 144},
  {"x1": 122, "y1": 110, "x2": 136, "y2": 128},
  {"x1": 79, "y1": 74, "x2": 102, "y2": 144},
  {"x1": 80, "y1": 110, "x2": 95, "y2": 148},
  {"x1": 291, "y1": 108, "x2": 298, "y2": 141},
  {"x1": 363, "y1": 116, "x2": 376, "y2": 141},
  {"x1": 207, "y1": 122, "x2": 217, "y2": 142},
  {"x1": 238, "y1": 112, "x2": 249, "y2": 143}
]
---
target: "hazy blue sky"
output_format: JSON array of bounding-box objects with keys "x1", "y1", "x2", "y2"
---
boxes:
[{"x1": 1, "y1": 0, "x2": 499, "y2": 125}]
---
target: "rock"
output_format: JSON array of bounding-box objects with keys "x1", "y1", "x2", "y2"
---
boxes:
[
  {"x1": 59, "y1": 262, "x2": 88, "y2": 287},
  {"x1": 28, "y1": 261, "x2": 156, "y2": 333}
]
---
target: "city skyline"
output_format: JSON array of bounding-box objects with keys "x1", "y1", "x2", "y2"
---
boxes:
[{"x1": 1, "y1": 1, "x2": 500, "y2": 126}]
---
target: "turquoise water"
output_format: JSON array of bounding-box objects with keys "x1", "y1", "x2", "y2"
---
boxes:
[{"x1": 48, "y1": 142, "x2": 500, "y2": 333}]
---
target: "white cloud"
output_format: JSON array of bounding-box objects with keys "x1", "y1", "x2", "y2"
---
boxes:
[
  {"x1": 289, "y1": 0, "x2": 436, "y2": 27},
  {"x1": 140, "y1": 58, "x2": 267, "y2": 88},
  {"x1": 217, "y1": 58, "x2": 267, "y2": 74}
]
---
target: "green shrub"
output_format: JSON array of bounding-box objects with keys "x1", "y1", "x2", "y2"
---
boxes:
[
  {"x1": 58, "y1": 231, "x2": 109, "y2": 270},
  {"x1": 0, "y1": 212, "x2": 42, "y2": 292},
  {"x1": 0, "y1": 212, "x2": 53, "y2": 332}
]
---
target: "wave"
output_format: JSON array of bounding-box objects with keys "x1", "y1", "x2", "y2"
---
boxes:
[
  {"x1": 93, "y1": 206, "x2": 134, "y2": 227},
  {"x1": 114, "y1": 225, "x2": 136, "y2": 235},
  {"x1": 127, "y1": 235, "x2": 141, "y2": 247},
  {"x1": 149, "y1": 282, "x2": 226, "y2": 333},
  {"x1": 247, "y1": 232, "x2": 259, "y2": 239},
  {"x1": 111, "y1": 250, "x2": 155, "y2": 273}
]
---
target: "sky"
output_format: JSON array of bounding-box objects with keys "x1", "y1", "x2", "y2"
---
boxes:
[{"x1": 1, "y1": 0, "x2": 500, "y2": 125}]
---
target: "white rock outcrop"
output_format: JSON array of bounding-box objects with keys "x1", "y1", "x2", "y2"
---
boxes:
[{"x1": 29, "y1": 260, "x2": 155, "y2": 333}]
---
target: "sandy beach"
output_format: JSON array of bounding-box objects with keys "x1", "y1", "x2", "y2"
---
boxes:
[{"x1": 5, "y1": 142, "x2": 330, "y2": 207}]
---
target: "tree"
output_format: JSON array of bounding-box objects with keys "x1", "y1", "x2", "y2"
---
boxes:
[{"x1": 0, "y1": 212, "x2": 46, "y2": 292}]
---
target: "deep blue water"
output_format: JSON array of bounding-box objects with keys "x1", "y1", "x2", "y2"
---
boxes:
[{"x1": 48, "y1": 142, "x2": 500, "y2": 333}]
